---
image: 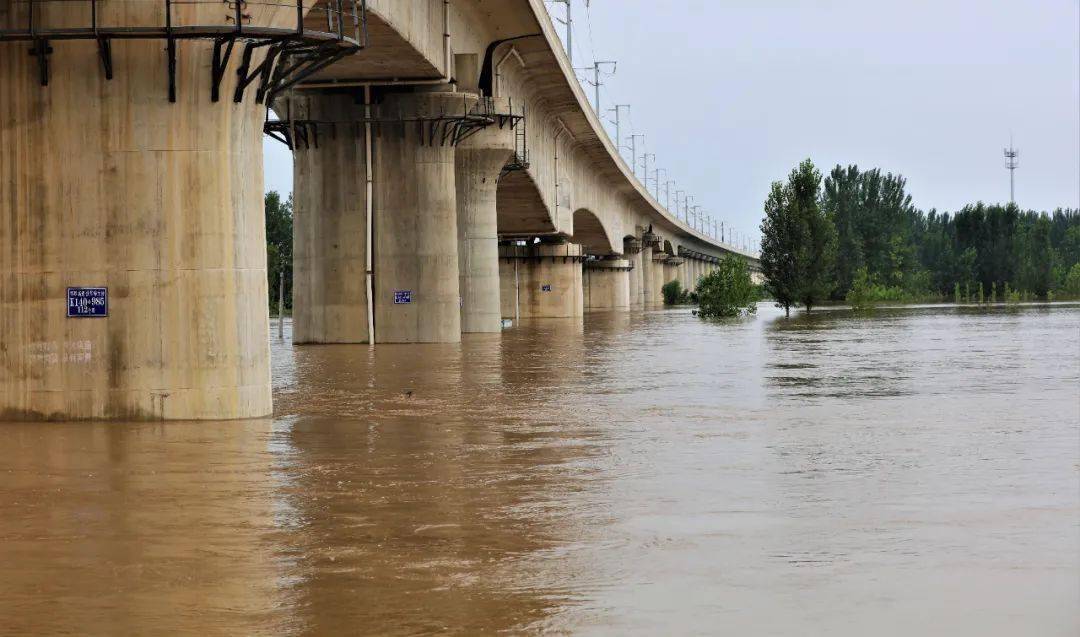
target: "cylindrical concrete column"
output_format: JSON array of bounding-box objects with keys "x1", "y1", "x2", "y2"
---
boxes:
[
  {"x1": 0, "y1": 5, "x2": 307, "y2": 420},
  {"x1": 456, "y1": 118, "x2": 515, "y2": 334},
  {"x1": 641, "y1": 245, "x2": 655, "y2": 308},
  {"x1": 651, "y1": 254, "x2": 668, "y2": 307},
  {"x1": 292, "y1": 93, "x2": 370, "y2": 344},
  {"x1": 374, "y1": 91, "x2": 477, "y2": 343},
  {"x1": 625, "y1": 238, "x2": 644, "y2": 310},
  {"x1": 663, "y1": 261, "x2": 678, "y2": 291},
  {"x1": 584, "y1": 260, "x2": 631, "y2": 311},
  {"x1": 498, "y1": 243, "x2": 584, "y2": 318}
]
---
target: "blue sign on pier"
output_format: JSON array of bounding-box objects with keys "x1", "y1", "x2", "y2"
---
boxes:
[
  {"x1": 67, "y1": 287, "x2": 108, "y2": 318},
  {"x1": 394, "y1": 290, "x2": 413, "y2": 305}
]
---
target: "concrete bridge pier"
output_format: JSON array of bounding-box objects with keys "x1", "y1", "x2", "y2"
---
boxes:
[
  {"x1": 640, "y1": 244, "x2": 656, "y2": 308},
  {"x1": 0, "y1": 9, "x2": 316, "y2": 420},
  {"x1": 624, "y1": 238, "x2": 644, "y2": 310},
  {"x1": 292, "y1": 93, "x2": 370, "y2": 344},
  {"x1": 375, "y1": 90, "x2": 477, "y2": 343},
  {"x1": 651, "y1": 252, "x2": 669, "y2": 307},
  {"x1": 663, "y1": 259, "x2": 680, "y2": 297},
  {"x1": 583, "y1": 259, "x2": 631, "y2": 311},
  {"x1": 456, "y1": 122, "x2": 515, "y2": 334},
  {"x1": 499, "y1": 242, "x2": 584, "y2": 319},
  {"x1": 676, "y1": 257, "x2": 690, "y2": 293}
]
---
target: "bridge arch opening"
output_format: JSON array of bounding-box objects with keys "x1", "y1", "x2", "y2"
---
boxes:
[
  {"x1": 570, "y1": 208, "x2": 617, "y2": 255},
  {"x1": 496, "y1": 169, "x2": 556, "y2": 237}
]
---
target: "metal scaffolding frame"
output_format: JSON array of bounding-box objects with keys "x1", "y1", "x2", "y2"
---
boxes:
[
  {"x1": 0, "y1": 0, "x2": 367, "y2": 104},
  {"x1": 266, "y1": 95, "x2": 529, "y2": 162}
]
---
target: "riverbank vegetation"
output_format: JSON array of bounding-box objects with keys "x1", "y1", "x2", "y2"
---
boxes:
[{"x1": 760, "y1": 160, "x2": 1080, "y2": 312}]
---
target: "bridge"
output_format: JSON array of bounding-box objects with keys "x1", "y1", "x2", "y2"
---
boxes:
[{"x1": 0, "y1": 0, "x2": 759, "y2": 421}]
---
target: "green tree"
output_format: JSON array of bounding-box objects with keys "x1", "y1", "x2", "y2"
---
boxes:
[
  {"x1": 265, "y1": 191, "x2": 294, "y2": 313},
  {"x1": 696, "y1": 256, "x2": 758, "y2": 318},
  {"x1": 760, "y1": 159, "x2": 836, "y2": 316},
  {"x1": 846, "y1": 267, "x2": 878, "y2": 311},
  {"x1": 792, "y1": 162, "x2": 836, "y2": 311},
  {"x1": 662, "y1": 280, "x2": 687, "y2": 305},
  {"x1": 1064, "y1": 263, "x2": 1080, "y2": 297},
  {"x1": 760, "y1": 181, "x2": 799, "y2": 316}
]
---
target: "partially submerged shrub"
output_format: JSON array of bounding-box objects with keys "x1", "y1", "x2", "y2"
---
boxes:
[{"x1": 696, "y1": 256, "x2": 758, "y2": 318}]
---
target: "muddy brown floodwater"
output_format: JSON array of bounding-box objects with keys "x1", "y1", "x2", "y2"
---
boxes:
[{"x1": 0, "y1": 303, "x2": 1077, "y2": 636}]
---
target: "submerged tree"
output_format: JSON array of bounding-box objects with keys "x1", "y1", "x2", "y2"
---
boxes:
[
  {"x1": 760, "y1": 180, "x2": 801, "y2": 316},
  {"x1": 760, "y1": 159, "x2": 835, "y2": 316},
  {"x1": 696, "y1": 256, "x2": 758, "y2": 318},
  {"x1": 662, "y1": 280, "x2": 688, "y2": 305}
]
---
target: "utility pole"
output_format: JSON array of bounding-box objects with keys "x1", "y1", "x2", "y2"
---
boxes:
[
  {"x1": 551, "y1": 0, "x2": 591, "y2": 65},
  {"x1": 576, "y1": 60, "x2": 616, "y2": 113},
  {"x1": 1004, "y1": 138, "x2": 1019, "y2": 205},
  {"x1": 664, "y1": 180, "x2": 674, "y2": 210},
  {"x1": 630, "y1": 134, "x2": 643, "y2": 176},
  {"x1": 608, "y1": 104, "x2": 628, "y2": 159},
  {"x1": 675, "y1": 189, "x2": 684, "y2": 218},
  {"x1": 643, "y1": 153, "x2": 654, "y2": 190}
]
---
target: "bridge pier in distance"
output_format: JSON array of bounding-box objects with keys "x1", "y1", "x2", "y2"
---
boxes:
[
  {"x1": 651, "y1": 252, "x2": 669, "y2": 307},
  {"x1": 584, "y1": 259, "x2": 631, "y2": 311},
  {"x1": 624, "y1": 237, "x2": 645, "y2": 310},
  {"x1": 0, "y1": 4, "x2": 334, "y2": 420},
  {"x1": 499, "y1": 242, "x2": 584, "y2": 319},
  {"x1": 640, "y1": 243, "x2": 656, "y2": 308},
  {"x1": 663, "y1": 259, "x2": 680, "y2": 296},
  {"x1": 676, "y1": 257, "x2": 690, "y2": 293},
  {"x1": 456, "y1": 113, "x2": 515, "y2": 334}
]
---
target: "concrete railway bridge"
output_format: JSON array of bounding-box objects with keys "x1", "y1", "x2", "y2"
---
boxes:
[{"x1": 0, "y1": 0, "x2": 759, "y2": 421}]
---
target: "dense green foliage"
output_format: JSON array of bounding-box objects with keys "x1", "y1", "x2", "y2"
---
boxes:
[
  {"x1": 266, "y1": 191, "x2": 293, "y2": 314},
  {"x1": 695, "y1": 256, "x2": 758, "y2": 318},
  {"x1": 759, "y1": 159, "x2": 837, "y2": 316},
  {"x1": 662, "y1": 280, "x2": 690, "y2": 305},
  {"x1": 762, "y1": 161, "x2": 1080, "y2": 312}
]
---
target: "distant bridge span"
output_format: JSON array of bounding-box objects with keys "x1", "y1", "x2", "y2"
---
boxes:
[{"x1": 288, "y1": 0, "x2": 760, "y2": 342}]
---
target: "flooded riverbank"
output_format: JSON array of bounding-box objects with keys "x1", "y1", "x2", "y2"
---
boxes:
[{"x1": 1, "y1": 303, "x2": 1077, "y2": 635}]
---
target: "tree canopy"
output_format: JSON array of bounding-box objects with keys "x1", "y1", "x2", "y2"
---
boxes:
[{"x1": 759, "y1": 159, "x2": 837, "y2": 315}]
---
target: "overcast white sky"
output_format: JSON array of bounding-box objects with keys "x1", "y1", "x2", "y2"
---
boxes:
[{"x1": 264, "y1": 0, "x2": 1080, "y2": 240}]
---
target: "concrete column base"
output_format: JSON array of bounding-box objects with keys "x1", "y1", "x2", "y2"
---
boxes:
[
  {"x1": 584, "y1": 260, "x2": 631, "y2": 311},
  {"x1": 651, "y1": 253, "x2": 669, "y2": 307},
  {"x1": 641, "y1": 245, "x2": 656, "y2": 308},
  {"x1": 499, "y1": 243, "x2": 584, "y2": 319},
  {"x1": 625, "y1": 238, "x2": 644, "y2": 310}
]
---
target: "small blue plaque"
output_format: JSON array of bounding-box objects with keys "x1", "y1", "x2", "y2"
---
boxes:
[
  {"x1": 67, "y1": 287, "x2": 108, "y2": 318},
  {"x1": 394, "y1": 290, "x2": 413, "y2": 305},
  {"x1": 541, "y1": 284, "x2": 552, "y2": 292}
]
